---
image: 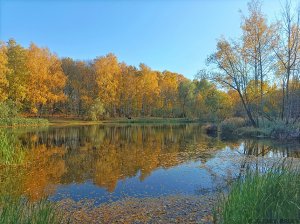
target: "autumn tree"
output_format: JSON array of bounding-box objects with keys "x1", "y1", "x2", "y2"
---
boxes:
[
  {"x1": 119, "y1": 63, "x2": 138, "y2": 117},
  {"x1": 158, "y1": 71, "x2": 179, "y2": 116},
  {"x1": 208, "y1": 38, "x2": 259, "y2": 126},
  {"x1": 26, "y1": 43, "x2": 66, "y2": 114},
  {"x1": 207, "y1": 0, "x2": 278, "y2": 127},
  {"x1": 241, "y1": 0, "x2": 276, "y2": 124},
  {"x1": 94, "y1": 53, "x2": 121, "y2": 117},
  {"x1": 0, "y1": 42, "x2": 9, "y2": 102},
  {"x1": 273, "y1": 1, "x2": 300, "y2": 123},
  {"x1": 61, "y1": 58, "x2": 97, "y2": 116},
  {"x1": 192, "y1": 78, "x2": 233, "y2": 121},
  {"x1": 6, "y1": 39, "x2": 29, "y2": 106},
  {"x1": 0, "y1": 39, "x2": 238, "y2": 121},
  {"x1": 137, "y1": 64, "x2": 160, "y2": 116},
  {"x1": 178, "y1": 79, "x2": 195, "y2": 118}
]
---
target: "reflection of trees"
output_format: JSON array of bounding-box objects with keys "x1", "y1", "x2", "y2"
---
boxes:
[
  {"x1": 2, "y1": 124, "x2": 226, "y2": 198},
  {"x1": 0, "y1": 144, "x2": 66, "y2": 201},
  {"x1": 198, "y1": 138, "x2": 300, "y2": 193},
  {"x1": 23, "y1": 145, "x2": 67, "y2": 200},
  {"x1": 1, "y1": 125, "x2": 299, "y2": 201},
  {"x1": 57, "y1": 124, "x2": 225, "y2": 191},
  {"x1": 233, "y1": 139, "x2": 300, "y2": 184},
  {"x1": 242, "y1": 139, "x2": 300, "y2": 158}
]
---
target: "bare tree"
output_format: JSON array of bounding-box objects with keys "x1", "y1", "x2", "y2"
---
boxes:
[{"x1": 273, "y1": 0, "x2": 300, "y2": 123}]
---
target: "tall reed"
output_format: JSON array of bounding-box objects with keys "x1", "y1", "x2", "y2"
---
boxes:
[
  {"x1": 216, "y1": 164, "x2": 300, "y2": 223},
  {"x1": 0, "y1": 196, "x2": 60, "y2": 224},
  {"x1": 0, "y1": 130, "x2": 25, "y2": 165}
]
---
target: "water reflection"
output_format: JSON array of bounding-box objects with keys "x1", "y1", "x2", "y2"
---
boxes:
[
  {"x1": 0, "y1": 124, "x2": 299, "y2": 202},
  {"x1": 239, "y1": 139, "x2": 300, "y2": 158}
]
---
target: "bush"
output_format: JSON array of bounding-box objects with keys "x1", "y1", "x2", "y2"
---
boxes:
[
  {"x1": 203, "y1": 123, "x2": 218, "y2": 135},
  {"x1": 0, "y1": 100, "x2": 18, "y2": 118},
  {"x1": 215, "y1": 165, "x2": 300, "y2": 223},
  {"x1": 220, "y1": 117, "x2": 246, "y2": 136},
  {"x1": 252, "y1": 120, "x2": 300, "y2": 140},
  {"x1": 268, "y1": 122, "x2": 300, "y2": 139},
  {"x1": 88, "y1": 98, "x2": 106, "y2": 121},
  {"x1": 0, "y1": 101, "x2": 49, "y2": 127}
]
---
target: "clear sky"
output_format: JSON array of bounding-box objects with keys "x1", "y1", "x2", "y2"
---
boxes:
[{"x1": 0, "y1": 0, "x2": 294, "y2": 79}]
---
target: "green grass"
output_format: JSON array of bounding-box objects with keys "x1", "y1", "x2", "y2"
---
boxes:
[
  {"x1": 103, "y1": 117, "x2": 196, "y2": 124},
  {"x1": 220, "y1": 118, "x2": 300, "y2": 140},
  {"x1": 215, "y1": 164, "x2": 300, "y2": 223},
  {"x1": 0, "y1": 130, "x2": 25, "y2": 165},
  {"x1": 236, "y1": 126, "x2": 270, "y2": 138},
  {"x1": 0, "y1": 118, "x2": 49, "y2": 127},
  {"x1": 0, "y1": 196, "x2": 60, "y2": 224},
  {"x1": 49, "y1": 118, "x2": 102, "y2": 126}
]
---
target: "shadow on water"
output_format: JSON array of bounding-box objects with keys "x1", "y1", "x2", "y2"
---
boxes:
[{"x1": 0, "y1": 124, "x2": 299, "y2": 203}]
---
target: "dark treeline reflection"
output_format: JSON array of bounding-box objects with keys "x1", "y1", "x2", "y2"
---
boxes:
[
  {"x1": 240, "y1": 139, "x2": 300, "y2": 158},
  {"x1": 0, "y1": 124, "x2": 299, "y2": 201}
]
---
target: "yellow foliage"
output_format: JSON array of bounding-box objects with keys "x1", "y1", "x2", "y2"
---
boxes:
[
  {"x1": 0, "y1": 42, "x2": 9, "y2": 102},
  {"x1": 94, "y1": 53, "x2": 121, "y2": 113},
  {"x1": 26, "y1": 44, "x2": 66, "y2": 113}
]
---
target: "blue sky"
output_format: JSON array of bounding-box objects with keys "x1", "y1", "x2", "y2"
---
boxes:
[{"x1": 0, "y1": 0, "x2": 291, "y2": 79}]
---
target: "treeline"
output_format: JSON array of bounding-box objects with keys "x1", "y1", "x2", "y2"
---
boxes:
[
  {"x1": 208, "y1": 0, "x2": 300, "y2": 127},
  {"x1": 2, "y1": 0, "x2": 298, "y2": 126},
  {"x1": 0, "y1": 39, "x2": 232, "y2": 121}
]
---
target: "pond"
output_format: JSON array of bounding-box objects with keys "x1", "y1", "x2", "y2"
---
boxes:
[{"x1": 0, "y1": 124, "x2": 299, "y2": 204}]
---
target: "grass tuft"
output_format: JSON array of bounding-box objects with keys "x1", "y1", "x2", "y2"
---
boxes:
[
  {"x1": 0, "y1": 196, "x2": 60, "y2": 224},
  {"x1": 0, "y1": 130, "x2": 25, "y2": 165},
  {"x1": 215, "y1": 164, "x2": 300, "y2": 223}
]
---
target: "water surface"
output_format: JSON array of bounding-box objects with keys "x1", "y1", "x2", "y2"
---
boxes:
[{"x1": 1, "y1": 124, "x2": 299, "y2": 204}]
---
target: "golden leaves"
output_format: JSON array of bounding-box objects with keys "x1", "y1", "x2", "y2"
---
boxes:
[{"x1": 26, "y1": 44, "x2": 67, "y2": 113}]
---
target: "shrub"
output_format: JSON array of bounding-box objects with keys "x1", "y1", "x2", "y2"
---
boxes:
[
  {"x1": 254, "y1": 120, "x2": 300, "y2": 139},
  {"x1": 0, "y1": 100, "x2": 18, "y2": 118},
  {"x1": 88, "y1": 98, "x2": 106, "y2": 121},
  {"x1": 268, "y1": 122, "x2": 300, "y2": 139},
  {"x1": 220, "y1": 117, "x2": 246, "y2": 136},
  {"x1": 203, "y1": 123, "x2": 218, "y2": 135}
]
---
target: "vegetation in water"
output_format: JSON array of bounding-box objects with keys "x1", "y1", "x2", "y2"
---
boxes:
[
  {"x1": 0, "y1": 130, "x2": 25, "y2": 165},
  {"x1": 215, "y1": 164, "x2": 300, "y2": 223}
]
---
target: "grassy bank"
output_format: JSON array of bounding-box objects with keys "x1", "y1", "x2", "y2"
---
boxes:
[
  {"x1": 0, "y1": 196, "x2": 59, "y2": 224},
  {"x1": 215, "y1": 165, "x2": 300, "y2": 223},
  {"x1": 220, "y1": 117, "x2": 300, "y2": 140},
  {"x1": 47, "y1": 117, "x2": 198, "y2": 126},
  {"x1": 48, "y1": 118, "x2": 102, "y2": 126},
  {"x1": 103, "y1": 117, "x2": 197, "y2": 124},
  {"x1": 0, "y1": 117, "x2": 49, "y2": 127}
]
